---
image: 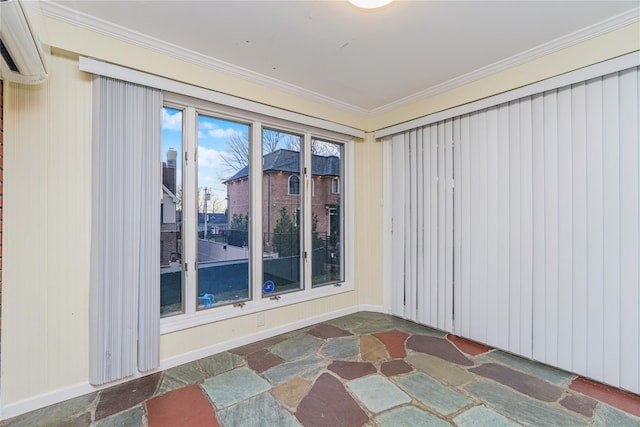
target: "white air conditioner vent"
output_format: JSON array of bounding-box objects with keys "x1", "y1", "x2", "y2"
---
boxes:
[{"x1": 0, "y1": 0, "x2": 48, "y2": 84}]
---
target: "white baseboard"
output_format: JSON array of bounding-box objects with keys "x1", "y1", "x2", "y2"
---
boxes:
[{"x1": 0, "y1": 304, "x2": 386, "y2": 421}]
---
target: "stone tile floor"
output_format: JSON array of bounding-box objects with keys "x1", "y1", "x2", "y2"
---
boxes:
[{"x1": 3, "y1": 312, "x2": 640, "y2": 426}]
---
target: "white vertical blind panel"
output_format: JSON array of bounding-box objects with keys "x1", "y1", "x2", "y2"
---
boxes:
[
  {"x1": 429, "y1": 125, "x2": 439, "y2": 326},
  {"x1": 408, "y1": 130, "x2": 419, "y2": 321},
  {"x1": 444, "y1": 120, "x2": 454, "y2": 332},
  {"x1": 137, "y1": 89, "x2": 161, "y2": 373},
  {"x1": 470, "y1": 112, "x2": 490, "y2": 342},
  {"x1": 90, "y1": 77, "x2": 161, "y2": 385},
  {"x1": 586, "y1": 78, "x2": 605, "y2": 380},
  {"x1": 418, "y1": 127, "x2": 431, "y2": 325},
  {"x1": 390, "y1": 135, "x2": 406, "y2": 317},
  {"x1": 387, "y1": 63, "x2": 639, "y2": 393},
  {"x1": 390, "y1": 122, "x2": 452, "y2": 330},
  {"x1": 403, "y1": 131, "x2": 412, "y2": 319},
  {"x1": 452, "y1": 117, "x2": 462, "y2": 336},
  {"x1": 457, "y1": 115, "x2": 472, "y2": 337},
  {"x1": 485, "y1": 107, "x2": 500, "y2": 346},
  {"x1": 601, "y1": 72, "x2": 621, "y2": 388},
  {"x1": 518, "y1": 97, "x2": 534, "y2": 359},
  {"x1": 531, "y1": 93, "x2": 546, "y2": 362},
  {"x1": 496, "y1": 104, "x2": 510, "y2": 350},
  {"x1": 556, "y1": 85, "x2": 574, "y2": 372},
  {"x1": 570, "y1": 82, "x2": 588, "y2": 374},
  {"x1": 618, "y1": 67, "x2": 639, "y2": 393},
  {"x1": 543, "y1": 90, "x2": 560, "y2": 367},
  {"x1": 416, "y1": 130, "x2": 425, "y2": 324},
  {"x1": 508, "y1": 100, "x2": 522, "y2": 354},
  {"x1": 437, "y1": 123, "x2": 446, "y2": 328}
]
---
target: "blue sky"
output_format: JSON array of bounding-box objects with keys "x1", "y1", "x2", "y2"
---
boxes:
[{"x1": 161, "y1": 107, "x2": 249, "y2": 212}]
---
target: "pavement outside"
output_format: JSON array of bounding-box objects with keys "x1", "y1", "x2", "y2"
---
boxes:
[{"x1": 2, "y1": 312, "x2": 639, "y2": 426}]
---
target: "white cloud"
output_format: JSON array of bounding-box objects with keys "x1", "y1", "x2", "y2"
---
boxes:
[
  {"x1": 198, "y1": 146, "x2": 225, "y2": 168},
  {"x1": 208, "y1": 128, "x2": 242, "y2": 139},
  {"x1": 162, "y1": 109, "x2": 182, "y2": 131}
]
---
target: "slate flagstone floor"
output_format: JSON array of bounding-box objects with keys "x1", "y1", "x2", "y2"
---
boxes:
[{"x1": 3, "y1": 312, "x2": 640, "y2": 426}]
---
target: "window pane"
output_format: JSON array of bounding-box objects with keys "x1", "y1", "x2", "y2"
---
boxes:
[
  {"x1": 198, "y1": 115, "x2": 251, "y2": 309},
  {"x1": 161, "y1": 107, "x2": 184, "y2": 317},
  {"x1": 311, "y1": 139, "x2": 344, "y2": 287},
  {"x1": 262, "y1": 129, "x2": 303, "y2": 296}
]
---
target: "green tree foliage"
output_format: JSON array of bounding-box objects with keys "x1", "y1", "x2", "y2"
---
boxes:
[
  {"x1": 273, "y1": 208, "x2": 323, "y2": 257},
  {"x1": 228, "y1": 213, "x2": 249, "y2": 247},
  {"x1": 312, "y1": 213, "x2": 323, "y2": 250},
  {"x1": 273, "y1": 207, "x2": 298, "y2": 257}
]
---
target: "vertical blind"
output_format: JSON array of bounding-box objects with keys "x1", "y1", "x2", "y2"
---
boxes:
[
  {"x1": 90, "y1": 76, "x2": 161, "y2": 385},
  {"x1": 390, "y1": 124, "x2": 453, "y2": 332},
  {"x1": 389, "y1": 65, "x2": 639, "y2": 394}
]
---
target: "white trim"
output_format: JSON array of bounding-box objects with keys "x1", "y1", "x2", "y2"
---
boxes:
[
  {"x1": 41, "y1": 1, "x2": 370, "y2": 117},
  {"x1": 79, "y1": 57, "x2": 365, "y2": 139},
  {"x1": 343, "y1": 141, "x2": 356, "y2": 291},
  {"x1": 250, "y1": 122, "x2": 264, "y2": 303},
  {"x1": 44, "y1": 2, "x2": 638, "y2": 116},
  {"x1": 159, "y1": 95, "x2": 357, "y2": 334},
  {"x1": 370, "y1": 8, "x2": 640, "y2": 116},
  {"x1": 375, "y1": 51, "x2": 640, "y2": 138},
  {"x1": 0, "y1": 304, "x2": 386, "y2": 421},
  {"x1": 161, "y1": 282, "x2": 356, "y2": 334},
  {"x1": 382, "y1": 138, "x2": 394, "y2": 312}
]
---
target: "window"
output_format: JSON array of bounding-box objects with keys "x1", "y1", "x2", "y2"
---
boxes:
[
  {"x1": 265, "y1": 130, "x2": 303, "y2": 295},
  {"x1": 160, "y1": 108, "x2": 184, "y2": 317},
  {"x1": 160, "y1": 93, "x2": 353, "y2": 331},
  {"x1": 311, "y1": 139, "x2": 344, "y2": 287},
  {"x1": 288, "y1": 175, "x2": 300, "y2": 195},
  {"x1": 332, "y1": 177, "x2": 340, "y2": 194},
  {"x1": 197, "y1": 115, "x2": 251, "y2": 309}
]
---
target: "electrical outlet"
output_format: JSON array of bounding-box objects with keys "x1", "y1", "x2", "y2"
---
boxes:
[{"x1": 257, "y1": 313, "x2": 265, "y2": 327}]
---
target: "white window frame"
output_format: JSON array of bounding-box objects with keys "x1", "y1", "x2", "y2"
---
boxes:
[{"x1": 160, "y1": 92, "x2": 355, "y2": 334}]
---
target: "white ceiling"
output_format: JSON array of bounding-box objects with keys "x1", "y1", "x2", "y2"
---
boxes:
[{"x1": 44, "y1": 1, "x2": 639, "y2": 114}]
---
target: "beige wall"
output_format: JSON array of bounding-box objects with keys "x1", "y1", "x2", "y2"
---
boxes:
[
  {"x1": 368, "y1": 22, "x2": 640, "y2": 132},
  {"x1": 3, "y1": 51, "x2": 92, "y2": 404},
  {"x1": 0, "y1": 48, "x2": 380, "y2": 408},
  {"x1": 0, "y1": 12, "x2": 637, "y2": 415},
  {"x1": 43, "y1": 16, "x2": 369, "y2": 132}
]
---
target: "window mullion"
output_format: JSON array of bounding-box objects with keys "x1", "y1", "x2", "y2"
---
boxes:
[
  {"x1": 250, "y1": 122, "x2": 263, "y2": 302},
  {"x1": 303, "y1": 133, "x2": 313, "y2": 290},
  {"x1": 184, "y1": 106, "x2": 198, "y2": 316}
]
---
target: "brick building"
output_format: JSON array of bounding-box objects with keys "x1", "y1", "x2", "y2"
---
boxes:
[
  {"x1": 224, "y1": 149, "x2": 340, "y2": 247},
  {"x1": 161, "y1": 149, "x2": 179, "y2": 266}
]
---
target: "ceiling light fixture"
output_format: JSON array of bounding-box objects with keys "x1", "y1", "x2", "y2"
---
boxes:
[{"x1": 348, "y1": 0, "x2": 394, "y2": 9}]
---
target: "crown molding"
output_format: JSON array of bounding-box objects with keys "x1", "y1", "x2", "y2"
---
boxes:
[
  {"x1": 39, "y1": 0, "x2": 371, "y2": 116},
  {"x1": 370, "y1": 7, "x2": 640, "y2": 115},
  {"x1": 40, "y1": 2, "x2": 638, "y2": 117}
]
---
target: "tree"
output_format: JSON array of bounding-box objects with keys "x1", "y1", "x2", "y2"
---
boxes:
[
  {"x1": 228, "y1": 213, "x2": 249, "y2": 247},
  {"x1": 272, "y1": 208, "x2": 322, "y2": 257},
  {"x1": 311, "y1": 213, "x2": 323, "y2": 250},
  {"x1": 286, "y1": 138, "x2": 341, "y2": 157},
  {"x1": 220, "y1": 129, "x2": 295, "y2": 173},
  {"x1": 219, "y1": 134, "x2": 249, "y2": 172},
  {"x1": 272, "y1": 207, "x2": 299, "y2": 257}
]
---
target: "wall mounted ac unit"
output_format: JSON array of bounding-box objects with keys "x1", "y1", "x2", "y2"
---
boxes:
[{"x1": 0, "y1": 0, "x2": 48, "y2": 84}]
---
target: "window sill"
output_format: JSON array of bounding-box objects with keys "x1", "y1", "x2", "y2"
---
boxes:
[{"x1": 160, "y1": 281, "x2": 355, "y2": 335}]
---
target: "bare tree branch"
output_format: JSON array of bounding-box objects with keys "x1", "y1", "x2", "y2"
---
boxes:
[{"x1": 219, "y1": 134, "x2": 250, "y2": 172}]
